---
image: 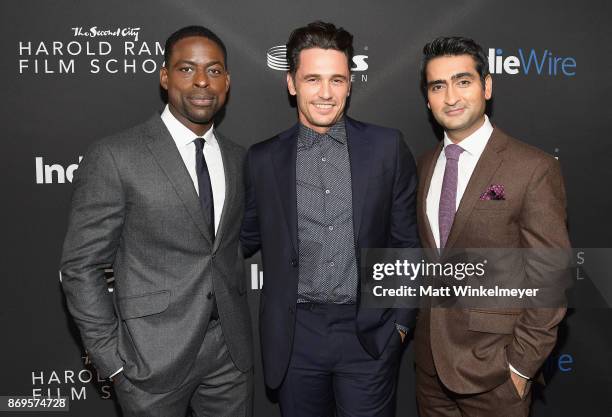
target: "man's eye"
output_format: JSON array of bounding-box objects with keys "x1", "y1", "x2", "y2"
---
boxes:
[
  {"x1": 458, "y1": 80, "x2": 471, "y2": 86},
  {"x1": 332, "y1": 79, "x2": 344, "y2": 85},
  {"x1": 179, "y1": 67, "x2": 193, "y2": 72},
  {"x1": 431, "y1": 84, "x2": 443, "y2": 91},
  {"x1": 208, "y1": 68, "x2": 222, "y2": 75}
]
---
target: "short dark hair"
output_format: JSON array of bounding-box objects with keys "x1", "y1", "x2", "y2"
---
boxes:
[
  {"x1": 420, "y1": 36, "x2": 489, "y2": 94},
  {"x1": 286, "y1": 21, "x2": 353, "y2": 74},
  {"x1": 164, "y1": 25, "x2": 227, "y2": 68}
]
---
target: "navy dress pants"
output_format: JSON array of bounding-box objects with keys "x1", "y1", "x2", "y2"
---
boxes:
[{"x1": 278, "y1": 303, "x2": 402, "y2": 417}]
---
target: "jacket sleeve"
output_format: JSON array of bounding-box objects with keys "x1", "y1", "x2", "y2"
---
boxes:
[
  {"x1": 60, "y1": 141, "x2": 125, "y2": 379},
  {"x1": 390, "y1": 131, "x2": 421, "y2": 329},
  {"x1": 507, "y1": 156, "x2": 570, "y2": 378}
]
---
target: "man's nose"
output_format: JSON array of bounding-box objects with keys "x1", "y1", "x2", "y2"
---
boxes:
[
  {"x1": 194, "y1": 69, "x2": 209, "y2": 88},
  {"x1": 319, "y1": 81, "x2": 332, "y2": 99},
  {"x1": 444, "y1": 86, "x2": 459, "y2": 106}
]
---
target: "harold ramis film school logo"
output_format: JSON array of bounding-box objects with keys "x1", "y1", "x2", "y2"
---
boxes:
[
  {"x1": 266, "y1": 44, "x2": 370, "y2": 83},
  {"x1": 72, "y1": 26, "x2": 141, "y2": 42},
  {"x1": 18, "y1": 26, "x2": 164, "y2": 75},
  {"x1": 487, "y1": 47, "x2": 576, "y2": 76},
  {"x1": 30, "y1": 354, "x2": 112, "y2": 401}
]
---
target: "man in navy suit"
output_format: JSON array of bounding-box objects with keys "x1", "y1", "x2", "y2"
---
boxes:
[{"x1": 241, "y1": 21, "x2": 419, "y2": 417}]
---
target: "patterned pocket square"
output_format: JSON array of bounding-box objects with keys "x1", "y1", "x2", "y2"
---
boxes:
[{"x1": 479, "y1": 184, "x2": 505, "y2": 200}]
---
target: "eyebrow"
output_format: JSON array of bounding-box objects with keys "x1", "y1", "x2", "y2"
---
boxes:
[
  {"x1": 427, "y1": 72, "x2": 476, "y2": 87},
  {"x1": 173, "y1": 59, "x2": 225, "y2": 68},
  {"x1": 451, "y1": 72, "x2": 475, "y2": 80},
  {"x1": 302, "y1": 73, "x2": 348, "y2": 80}
]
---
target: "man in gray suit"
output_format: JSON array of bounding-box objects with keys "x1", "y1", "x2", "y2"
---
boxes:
[{"x1": 60, "y1": 26, "x2": 253, "y2": 417}]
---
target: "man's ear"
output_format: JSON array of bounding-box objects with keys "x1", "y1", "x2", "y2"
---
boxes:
[
  {"x1": 484, "y1": 74, "x2": 492, "y2": 100},
  {"x1": 287, "y1": 73, "x2": 297, "y2": 96},
  {"x1": 160, "y1": 66, "x2": 169, "y2": 91}
]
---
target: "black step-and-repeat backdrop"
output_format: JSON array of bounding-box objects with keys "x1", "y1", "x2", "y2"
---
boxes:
[{"x1": 2, "y1": 0, "x2": 611, "y2": 416}]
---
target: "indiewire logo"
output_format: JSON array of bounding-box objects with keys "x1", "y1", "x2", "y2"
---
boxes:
[
  {"x1": 488, "y1": 48, "x2": 576, "y2": 76},
  {"x1": 266, "y1": 44, "x2": 369, "y2": 80},
  {"x1": 35, "y1": 156, "x2": 82, "y2": 184},
  {"x1": 251, "y1": 264, "x2": 263, "y2": 290}
]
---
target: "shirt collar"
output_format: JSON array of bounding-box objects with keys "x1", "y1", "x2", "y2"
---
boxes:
[
  {"x1": 442, "y1": 115, "x2": 493, "y2": 157},
  {"x1": 298, "y1": 118, "x2": 347, "y2": 148},
  {"x1": 160, "y1": 104, "x2": 217, "y2": 148}
]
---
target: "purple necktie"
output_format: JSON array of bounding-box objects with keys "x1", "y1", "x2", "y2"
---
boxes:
[{"x1": 438, "y1": 144, "x2": 464, "y2": 248}]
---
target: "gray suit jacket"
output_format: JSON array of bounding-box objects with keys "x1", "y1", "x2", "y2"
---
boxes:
[{"x1": 60, "y1": 115, "x2": 252, "y2": 394}]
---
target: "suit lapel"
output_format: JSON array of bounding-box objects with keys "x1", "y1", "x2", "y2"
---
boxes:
[
  {"x1": 346, "y1": 118, "x2": 373, "y2": 244},
  {"x1": 271, "y1": 125, "x2": 299, "y2": 254},
  {"x1": 144, "y1": 115, "x2": 213, "y2": 246},
  {"x1": 420, "y1": 144, "x2": 443, "y2": 249},
  {"x1": 444, "y1": 128, "x2": 507, "y2": 250},
  {"x1": 212, "y1": 131, "x2": 235, "y2": 253}
]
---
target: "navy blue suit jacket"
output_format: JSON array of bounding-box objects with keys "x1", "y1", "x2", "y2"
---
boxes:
[{"x1": 241, "y1": 117, "x2": 419, "y2": 388}]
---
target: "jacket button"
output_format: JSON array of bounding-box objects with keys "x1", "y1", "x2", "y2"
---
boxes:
[
  {"x1": 207, "y1": 291, "x2": 214, "y2": 299},
  {"x1": 291, "y1": 259, "x2": 298, "y2": 267},
  {"x1": 289, "y1": 307, "x2": 295, "y2": 315}
]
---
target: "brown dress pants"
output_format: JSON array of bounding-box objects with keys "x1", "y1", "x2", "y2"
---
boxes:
[{"x1": 416, "y1": 365, "x2": 532, "y2": 417}]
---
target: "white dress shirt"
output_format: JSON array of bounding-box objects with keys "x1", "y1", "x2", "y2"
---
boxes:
[
  {"x1": 161, "y1": 104, "x2": 226, "y2": 233},
  {"x1": 425, "y1": 115, "x2": 529, "y2": 380}
]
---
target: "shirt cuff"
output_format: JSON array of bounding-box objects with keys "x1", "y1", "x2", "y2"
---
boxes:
[
  {"x1": 509, "y1": 363, "x2": 529, "y2": 380},
  {"x1": 395, "y1": 323, "x2": 410, "y2": 334},
  {"x1": 109, "y1": 367, "x2": 123, "y2": 379}
]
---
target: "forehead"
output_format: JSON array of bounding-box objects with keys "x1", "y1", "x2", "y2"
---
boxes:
[
  {"x1": 425, "y1": 54, "x2": 478, "y2": 80},
  {"x1": 169, "y1": 36, "x2": 225, "y2": 64},
  {"x1": 297, "y1": 48, "x2": 350, "y2": 74}
]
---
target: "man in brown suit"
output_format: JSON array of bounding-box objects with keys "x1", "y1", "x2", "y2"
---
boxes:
[{"x1": 414, "y1": 37, "x2": 570, "y2": 416}]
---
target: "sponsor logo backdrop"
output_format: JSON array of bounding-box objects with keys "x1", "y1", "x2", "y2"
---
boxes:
[{"x1": 1, "y1": 0, "x2": 610, "y2": 416}]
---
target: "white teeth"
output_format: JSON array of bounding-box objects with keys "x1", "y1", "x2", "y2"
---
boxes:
[{"x1": 314, "y1": 104, "x2": 333, "y2": 109}]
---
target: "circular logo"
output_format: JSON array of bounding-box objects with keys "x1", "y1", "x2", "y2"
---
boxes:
[{"x1": 266, "y1": 45, "x2": 289, "y2": 71}]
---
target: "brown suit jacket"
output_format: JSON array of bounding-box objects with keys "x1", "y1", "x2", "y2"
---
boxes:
[{"x1": 414, "y1": 127, "x2": 570, "y2": 395}]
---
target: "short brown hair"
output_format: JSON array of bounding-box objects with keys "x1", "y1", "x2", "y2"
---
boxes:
[{"x1": 286, "y1": 21, "x2": 353, "y2": 74}]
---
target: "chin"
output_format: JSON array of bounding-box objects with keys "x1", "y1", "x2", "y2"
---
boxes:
[
  {"x1": 316, "y1": 116, "x2": 339, "y2": 127},
  {"x1": 187, "y1": 112, "x2": 214, "y2": 123},
  {"x1": 187, "y1": 117, "x2": 213, "y2": 126},
  {"x1": 444, "y1": 120, "x2": 468, "y2": 131}
]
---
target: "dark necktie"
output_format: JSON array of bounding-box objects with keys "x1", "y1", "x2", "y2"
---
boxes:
[
  {"x1": 438, "y1": 144, "x2": 464, "y2": 248},
  {"x1": 194, "y1": 138, "x2": 219, "y2": 321},
  {"x1": 194, "y1": 138, "x2": 215, "y2": 237}
]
